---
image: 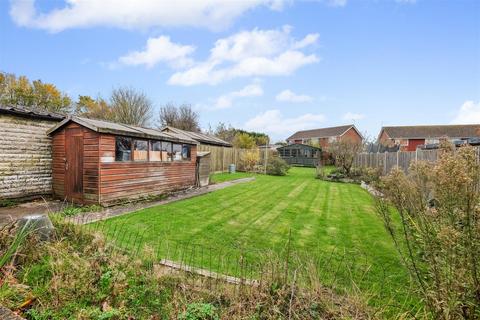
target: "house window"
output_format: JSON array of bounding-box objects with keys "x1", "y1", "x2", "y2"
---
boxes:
[
  {"x1": 162, "y1": 141, "x2": 172, "y2": 161},
  {"x1": 133, "y1": 140, "x2": 148, "y2": 161},
  {"x1": 172, "y1": 144, "x2": 182, "y2": 161},
  {"x1": 115, "y1": 137, "x2": 132, "y2": 161},
  {"x1": 150, "y1": 141, "x2": 162, "y2": 161},
  {"x1": 182, "y1": 145, "x2": 191, "y2": 160}
]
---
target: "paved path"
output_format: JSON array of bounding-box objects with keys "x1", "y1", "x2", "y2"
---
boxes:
[
  {"x1": 69, "y1": 177, "x2": 256, "y2": 225},
  {"x1": 0, "y1": 199, "x2": 66, "y2": 226}
]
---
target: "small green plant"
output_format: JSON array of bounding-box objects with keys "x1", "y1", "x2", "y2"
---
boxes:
[
  {"x1": 179, "y1": 303, "x2": 219, "y2": 320},
  {"x1": 0, "y1": 199, "x2": 16, "y2": 208},
  {"x1": 60, "y1": 204, "x2": 102, "y2": 216}
]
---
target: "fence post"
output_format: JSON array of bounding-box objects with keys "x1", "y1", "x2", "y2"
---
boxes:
[
  {"x1": 396, "y1": 150, "x2": 399, "y2": 168},
  {"x1": 384, "y1": 152, "x2": 387, "y2": 174},
  {"x1": 415, "y1": 148, "x2": 418, "y2": 163},
  {"x1": 264, "y1": 144, "x2": 268, "y2": 174}
]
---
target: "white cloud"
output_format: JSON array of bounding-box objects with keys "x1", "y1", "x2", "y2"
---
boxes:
[
  {"x1": 343, "y1": 112, "x2": 365, "y2": 122},
  {"x1": 168, "y1": 26, "x2": 320, "y2": 86},
  {"x1": 326, "y1": 0, "x2": 347, "y2": 7},
  {"x1": 275, "y1": 89, "x2": 313, "y2": 103},
  {"x1": 452, "y1": 101, "x2": 480, "y2": 124},
  {"x1": 118, "y1": 36, "x2": 195, "y2": 69},
  {"x1": 244, "y1": 110, "x2": 325, "y2": 138},
  {"x1": 9, "y1": 0, "x2": 286, "y2": 32},
  {"x1": 214, "y1": 83, "x2": 264, "y2": 109}
]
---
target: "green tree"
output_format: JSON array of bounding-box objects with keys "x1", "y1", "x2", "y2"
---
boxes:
[
  {"x1": 233, "y1": 132, "x2": 257, "y2": 149},
  {"x1": 75, "y1": 95, "x2": 112, "y2": 120},
  {"x1": 0, "y1": 71, "x2": 71, "y2": 113}
]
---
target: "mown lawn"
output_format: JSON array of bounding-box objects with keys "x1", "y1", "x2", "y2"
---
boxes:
[{"x1": 95, "y1": 167, "x2": 416, "y2": 314}]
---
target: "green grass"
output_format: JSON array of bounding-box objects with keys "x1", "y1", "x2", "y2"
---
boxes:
[
  {"x1": 94, "y1": 167, "x2": 416, "y2": 315},
  {"x1": 209, "y1": 171, "x2": 253, "y2": 183}
]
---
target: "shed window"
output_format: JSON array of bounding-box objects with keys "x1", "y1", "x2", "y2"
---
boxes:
[
  {"x1": 162, "y1": 141, "x2": 172, "y2": 161},
  {"x1": 115, "y1": 137, "x2": 132, "y2": 161},
  {"x1": 150, "y1": 141, "x2": 162, "y2": 161},
  {"x1": 133, "y1": 140, "x2": 148, "y2": 161},
  {"x1": 172, "y1": 144, "x2": 182, "y2": 161},
  {"x1": 182, "y1": 145, "x2": 191, "y2": 160}
]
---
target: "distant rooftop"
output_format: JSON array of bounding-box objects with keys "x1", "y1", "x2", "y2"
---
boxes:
[
  {"x1": 380, "y1": 124, "x2": 480, "y2": 139},
  {"x1": 287, "y1": 124, "x2": 356, "y2": 141}
]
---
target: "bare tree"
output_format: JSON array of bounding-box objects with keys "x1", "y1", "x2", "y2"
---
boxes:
[
  {"x1": 110, "y1": 87, "x2": 153, "y2": 127},
  {"x1": 328, "y1": 138, "x2": 363, "y2": 176},
  {"x1": 158, "y1": 103, "x2": 200, "y2": 132}
]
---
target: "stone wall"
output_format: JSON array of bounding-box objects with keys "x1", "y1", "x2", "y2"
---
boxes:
[{"x1": 0, "y1": 114, "x2": 59, "y2": 199}]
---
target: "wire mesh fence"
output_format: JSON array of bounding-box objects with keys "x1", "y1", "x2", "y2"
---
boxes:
[{"x1": 55, "y1": 212, "x2": 417, "y2": 314}]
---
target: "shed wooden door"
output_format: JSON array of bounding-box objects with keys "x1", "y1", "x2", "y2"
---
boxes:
[{"x1": 65, "y1": 128, "x2": 84, "y2": 202}]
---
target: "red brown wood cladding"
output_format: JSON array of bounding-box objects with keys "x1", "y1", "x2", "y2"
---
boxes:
[{"x1": 51, "y1": 123, "x2": 197, "y2": 205}]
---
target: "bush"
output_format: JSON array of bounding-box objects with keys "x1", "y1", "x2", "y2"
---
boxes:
[
  {"x1": 179, "y1": 303, "x2": 219, "y2": 320},
  {"x1": 240, "y1": 149, "x2": 260, "y2": 172},
  {"x1": 376, "y1": 145, "x2": 480, "y2": 319},
  {"x1": 266, "y1": 157, "x2": 290, "y2": 176}
]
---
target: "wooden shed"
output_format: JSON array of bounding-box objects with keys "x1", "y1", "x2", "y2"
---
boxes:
[
  {"x1": 277, "y1": 144, "x2": 321, "y2": 167},
  {"x1": 47, "y1": 116, "x2": 198, "y2": 205}
]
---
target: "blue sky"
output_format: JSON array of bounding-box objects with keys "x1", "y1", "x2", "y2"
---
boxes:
[{"x1": 1, "y1": 0, "x2": 479, "y2": 141}]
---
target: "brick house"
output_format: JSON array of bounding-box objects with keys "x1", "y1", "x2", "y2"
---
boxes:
[
  {"x1": 378, "y1": 124, "x2": 480, "y2": 151},
  {"x1": 286, "y1": 124, "x2": 363, "y2": 148}
]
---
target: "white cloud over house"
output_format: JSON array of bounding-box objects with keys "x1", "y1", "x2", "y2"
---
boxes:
[
  {"x1": 342, "y1": 112, "x2": 365, "y2": 122},
  {"x1": 451, "y1": 101, "x2": 480, "y2": 124},
  {"x1": 244, "y1": 109, "x2": 325, "y2": 139},
  {"x1": 168, "y1": 26, "x2": 320, "y2": 86},
  {"x1": 214, "y1": 83, "x2": 264, "y2": 109},
  {"x1": 9, "y1": 0, "x2": 287, "y2": 32},
  {"x1": 118, "y1": 36, "x2": 195, "y2": 69},
  {"x1": 275, "y1": 89, "x2": 313, "y2": 103}
]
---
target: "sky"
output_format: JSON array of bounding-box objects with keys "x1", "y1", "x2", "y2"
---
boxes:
[{"x1": 1, "y1": 0, "x2": 479, "y2": 142}]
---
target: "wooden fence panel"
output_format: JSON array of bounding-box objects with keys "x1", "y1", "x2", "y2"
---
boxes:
[
  {"x1": 197, "y1": 145, "x2": 275, "y2": 173},
  {"x1": 354, "y1": 147, "x2": 480, "y2": 175}
]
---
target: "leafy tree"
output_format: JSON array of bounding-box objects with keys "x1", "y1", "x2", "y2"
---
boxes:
[
  {"x1": 158, "y1": 103, "x2": 200, "y2": 132},
  {"x1": 0, "y1": 71, "x2": 71, "y2": 113},
  {"x1": 75, "y1": 95, "x2": 112, "y2": 120},
  {"x1": 233, "y1": 132, "x2": 257, "y2": 149},
  {"x1": 110, "y1": 87, "x2": 153, "y2": 127},
  {"x1": 211, "y1": 122, "x2": 270, "y2": 147}
]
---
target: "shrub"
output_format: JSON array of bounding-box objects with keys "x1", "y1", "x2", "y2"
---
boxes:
[
  {"x1": 266, "y1": 157, "x2": 290, "y2": 176},
  {"x1": 376, "y1": 145, "x2": 480, "y2": 319},
  {"x1": 179, "y1": 303, "x2": 219, "y2": 320},
  {"x1": 240, "y1": 149, "x2": 260, "y2": 172}
]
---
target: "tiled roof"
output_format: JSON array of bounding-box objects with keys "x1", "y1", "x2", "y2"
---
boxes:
[
  {"x1": 162, "y1": 126, "x2": 232, "y2": 147},
  {"x1": 0, "y1": 105, "x2": 65, "y2": 120},
  {"x1": 47, "y1": 116, "x2": 197, "y2": 145},
  {"x1": 287, "y1": 125, "x2": 355, "y2": 141},
  {"x1": 381, "y1": 124, "x2": 480, "y2": 139}
]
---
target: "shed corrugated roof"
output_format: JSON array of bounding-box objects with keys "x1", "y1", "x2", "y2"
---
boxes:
[
  {"x1": 287, "y1": 125, "x2": 355, "y2": 141},
  {"x1": 162, "y1": 126, "x2": 232, "y2": 147},
  {"x1": 0, "y1": 105, "x2": 65, "y2": 121},
  {"x1": 381, "y1": 125, "x2": 480, "y2": 139},
  {"x1": 47, "y1": 116, "x2": 197, "y2": 144}
]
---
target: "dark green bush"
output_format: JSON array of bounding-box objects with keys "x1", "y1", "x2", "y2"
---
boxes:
[{"x1": 266, "y1": 157, "x2": 290, "y2": 176}]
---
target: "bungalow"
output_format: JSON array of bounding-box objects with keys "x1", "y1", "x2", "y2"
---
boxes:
[
  {"x1": 378, "y1": 124, "x2": 480, "y2": 151},
  {"x1": 286, "y1": 124, "x2": 363, "y2": 148},
  {"x1": 47, "y1": 116, "x2": 201, "y2": 205}
]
